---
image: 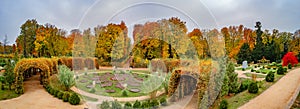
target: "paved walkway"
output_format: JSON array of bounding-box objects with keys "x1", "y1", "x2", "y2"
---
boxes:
[
  {"x1": 239, "y1": 68, "x2": 300, "y2": 109},
  {"x1": 0, "y1": 75, "x2": 85, "y2": 109}
]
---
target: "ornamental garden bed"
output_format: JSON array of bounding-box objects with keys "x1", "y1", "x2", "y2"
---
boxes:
[{"x1": 75, "y1": 70, "x2": 154, "y2": 97}]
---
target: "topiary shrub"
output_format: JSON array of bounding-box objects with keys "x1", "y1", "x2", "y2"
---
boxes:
[
  {"x1": 111, "y1": 100, "x2": 122, "y2": 109},
  {"x1": 219, "y1": 99, "x2": 228, "y2": 109},
  {"x1": 283, "y1": 67, "x2": 288, "y2": 73},
  {"x1": 100, "y1": 100, "x2": 111, "y2": 109},
  {"x1": 141, "y1": 101, "x2": 150, "y2": 109},
  {"x1": 124, "y1": 102, "x2": 132, "y2": 109},
  {"x1": 248, "y1": 82, "x2": 258, "y2": 94},
  {"x1": 265, "y1": 72, "x2": 275, "y2": 82},
  {"x1": 277, "y1": 66, "x2": 284, "y2": 75},
  {"x1": 133, "y1": 100, "x2": 141, "y2": 108},
  {"x1": 57, "y1": 91, "x2": 64, "y2": 99},
  {"x1": 160, "y1": 97, "x2": 167, "y2": 106},
  {"x1": 238, "y1": 79, "x2": 251, "y2": 93},
  {"x1": 251, "y1": 69, "x2": 255, "y2": 72},
  {"x1": 288, "y1": 63, "x2": 292, "y2": 69},
  {"x1": 89, "y1": 88, "x2": 96, "y2": 93},
  {"x1": 53, "y1": 90, "x2": 58, "y2": 97},
  {"x1": 68, "y1": 93, "x2": 81, "y2": 105},
  {"x1": 122, "y1": 90, "x2": 128, "y2": 97},
  {"x1": 242, "y1": 68, "x2": 245, "y2": 71},
  {"x1": 62, "y1": 92, "x2": 70, "y2": 102},
  {"x1": 150, "y1": 99, "x2": 159, "y2": 108}
]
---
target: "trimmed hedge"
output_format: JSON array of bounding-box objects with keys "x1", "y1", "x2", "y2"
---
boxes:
[
  {"x1": 219, "y1": 99, "x2": 228, "y2": 109},
  {"x1": 124, "y1": 102, "x2": 132, "y2": 109},
  {"x1": 133, "y1": 100, "x2": 141, "y2": 108},
  {"x1": 266, "y1": 72, "x2": 275, "y2": 82},
  {"x1": 63, "y1": 92, "x2": 70, "y2": 102},
  {"x1": 69, "y1": 93, "x2": 81, "y2": 105},
  {"x1": 248, "y1": 82, "x2": 258, "y2": 94}
]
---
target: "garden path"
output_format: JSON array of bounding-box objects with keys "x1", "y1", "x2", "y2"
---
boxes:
[
  {"x1": 0, "y1": 75, "x2": 86, "y2": 109},
  {"x1": 239, "y1": 68, "x2": 300, "y2": 109}
]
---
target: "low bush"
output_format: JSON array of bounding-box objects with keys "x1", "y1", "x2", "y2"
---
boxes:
[
  {"x1": 288, "y1": 63, "x2": 292, "y2": 69},
  {"x1": 100, "y1": 100, "x2": 111, "y2": 109},
  {"x1": 122, "y1": 90, "x2": 128, "y2": 97},
  {"x1": 265, "y1": 72, "x2": 275, "y2": 82},
  {"x1": 68, "y1": 93, "x2": 81, "y2": 105},
  {"x1": 57, "y1": 91, "x2": 64, "y2": 99},
  {"x1": 277, "y1": 66, "x2": 284, "y2": 75},
  {"x1": 62, "y1": 92, "x2": 70, "y2": 102},
  {"x1": 124, "y1": 102, "x2": 132, "y2": 109},
  {"x1": 251, "y1": 69, "x2": 255, "y2": 72},
  {"x1": 219, "y1": 99, "x2": 228, "y2": 109},
  {"x1": 160, "y1": 97, "x2": 167, "y2": 106},
  {"x1": 283, "y1": 67, "x2": 288, "y2": 73},
  {"x1": 238, "y1": 79, "x2": 251, "y2": 92},
  {"x1": 112, "y1": 100, "x2": 122, "y2": 109},
  {"x1": 89, "y1": 88, "x2": 96, "y2": 93},
  {"x1": 150, "y1": 99, "x2": 159, "y2": 108},
  {"x1": 248, "y1": 82, "x2": 258, "y2": 94},
  {"x1": 141, "y1": 101, "x2": 150, "y2": 109},
  {"x1": 255, "y1": 70, "x2": 260, "y2": 73},
  {"x1": 133, "y1": 100, "x2": 141, "y2": 108},
  {"x1": 242, "y1": 68, "x2": 245, "y2": 71}
]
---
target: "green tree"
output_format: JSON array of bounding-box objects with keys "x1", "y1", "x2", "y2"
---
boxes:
[
  {"x1": 16, "y1": 19, "x2": 39, "y2": 57},
  {"x1": 4, "y1": 59, "x2": 15, "y2": 90},
  {"x1": 237, "y1": 43, "x2": 252, "y2": 64},
  {"x1": 252, "y1": 22, "x2": 265, "y2": 63},
  {"x1": 58, "y1": 65, "x2": 75, "y2": 90},
  {"x1": 227, "y1": 62, "x2": 239, "y2": 94}
]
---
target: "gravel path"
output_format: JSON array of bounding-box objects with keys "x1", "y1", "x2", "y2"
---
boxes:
[
  {"x1": 239, "y1": 68, "x2": 300, "y2": 109},
  {"x1": 0, "y1": 75, "x2": 86, "y2": 109}
]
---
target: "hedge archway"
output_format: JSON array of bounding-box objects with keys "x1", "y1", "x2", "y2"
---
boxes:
[{"x1": 14, "y1": 59, "x2": 51, "y2": 94}]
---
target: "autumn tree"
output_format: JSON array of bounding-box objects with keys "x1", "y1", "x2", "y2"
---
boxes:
[
  {"x1": 282, "y1": 52, "x2": 298, "y2": 66},
  {"x1": 34, "y1": 24, "x2": 69, "y2": 57},
  {"x1": 16, "y1": 19, "x2": 39, "y2": 57},
  {"x1": 95, "y1": 22, "x2": 131, "y2": 64}
]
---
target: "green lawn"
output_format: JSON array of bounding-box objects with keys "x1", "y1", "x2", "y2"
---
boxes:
[
  {"x1": 226, "y1": 73, "x2": 284, "y2": 109},
  {"x1": 236, "y1": 67, "x2": 253, "y2": 71},
  {"x1": 80, "y1": 94, "x2": 98, "y2": 102},
  {"x1": 0, "y1": 89, "x2": 20, "y2": 100}
]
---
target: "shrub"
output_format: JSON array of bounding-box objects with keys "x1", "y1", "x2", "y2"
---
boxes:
[
  {"x1": 273, "y1": 67, "x2": 276, "y2": 70},
  {"x1": 133, "y1": 100, "x2": 141, "y2": 108},
  {"x1": 58, "y1": 65, "x2": 75, "y2": 90},
  {"x1": 160, "y1": 97, "x2": 167, "y2": 106},
  {"x1": 248, "y1": 82, "x2": 258, "y2": 94},
  {"x1": 141, "y1": 101, "x2": 150, "y2": 109},
  {"x1": 238, "y1": 79, "x2": 251, "y2": 92},
  {"x1": 219, "y1": 99, "x2": 228, "y2": 109},
  {"x1": 255, "y1": 70, "x2": 260, "y2": 73},
  {"x1": 150, "y1": 99, "x2": 159, "y2": 108},
  {"x1": 283, "y1": 67, "x2": 288, "y2": 73},
  {"x1": 124, "y1": 102, "x2": 132, "y2": 109},
  {"x1": 288, "y1": 63, "x2": 292, "y2": 69},
  {"x1": 254, "y1": 66, "x2": 257, "y2": 68},
  {"x1": 111, "y1": 100, "x2": 122, "y2": 109},
  {"x1": 277, "y1": 66, "x2": 284, "y2": 75},
  {"x1": 62, "y1": 92, "x2": 70, "y2": 102},
  {"x1": 122, "y1": 90, "x2": 128, "y2": 97},
  {"x1": 266, "y1": 72, "x2": 275, "y2": 82},
  {"x1": 100, "y1": 100, "x2": 111, "y2": 109},
  {"x1": 69, "y1": 93, "x2": 81, "y2": 105},
  {"x1": 53, "y1": 90, "x2": 59, "y2": 97},
  {"x1": 89, "y1": 88, "x2": 96, "y2": 93},
  {"x1": 251, "y1": 69, "x2": 255, "y2": 72},
  {"x1": 57, "y1": 91, "x2": 64, "y2": 99}
]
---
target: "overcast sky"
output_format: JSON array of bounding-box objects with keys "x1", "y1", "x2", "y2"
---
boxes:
[{"x1": 1, "y1": 0, "x2": 299, "y2": 44}]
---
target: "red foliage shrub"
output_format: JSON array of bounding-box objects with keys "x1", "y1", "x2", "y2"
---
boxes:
[{"x1": 282, "y1": 52, "x2": 299, "y2": 66}]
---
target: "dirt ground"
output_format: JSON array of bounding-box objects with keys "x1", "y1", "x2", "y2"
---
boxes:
[
  {"x1": 0, "y1": 75, "x2": 86, "y2": 109},
  {"x1": 239, "y1": 68, "x2": 300, "y2": 109}
]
